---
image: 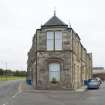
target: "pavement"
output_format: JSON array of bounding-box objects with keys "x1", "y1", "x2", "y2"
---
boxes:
[
  {"x1": 19, "y1": 81, "x2": 33, "y2": 92},
  {"x1": 75, "y1": 86, "x2": 87, "y2": 92},
  {"x1": 19, "y1": 81, "x2": 87, "y2": 93}
]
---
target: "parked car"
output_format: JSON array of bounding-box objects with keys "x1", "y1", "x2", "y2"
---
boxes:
[
  {"x1": 95, "y1": 77, "x2": 102, "y2": 84},
  {"x1": 87, "y1": 79, "x2": 100, "y2": 89}
]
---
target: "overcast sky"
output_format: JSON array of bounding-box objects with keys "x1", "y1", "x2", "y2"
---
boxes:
[{"x1": 0, "y1": 0, "x2": 105, "y2": 70}]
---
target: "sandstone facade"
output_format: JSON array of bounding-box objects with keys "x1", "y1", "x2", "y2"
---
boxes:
[{"x1": 27, "y1": 14, "x2": 92, "y2": 90}]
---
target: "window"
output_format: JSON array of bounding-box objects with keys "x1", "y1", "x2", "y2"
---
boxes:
[
  {"x1": 47, "y1": 31, "x2": 62, "y2": 50},
  {"x1": 47, "y1": 32, "x2": 54, "y2": 50},
  {"x1": 55, "y1": 32, "x2": 62, "y2": 50},
  {"x1": 49, "y1": 63, "x2": 60, "y2": 81}
]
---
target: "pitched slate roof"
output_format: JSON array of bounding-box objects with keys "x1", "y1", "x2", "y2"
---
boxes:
[{"x1": 42, "y1": 15, "x2": 68, "y2": 27}]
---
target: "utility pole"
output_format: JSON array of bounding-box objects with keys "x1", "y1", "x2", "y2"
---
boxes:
[
  {"x1": 5, "y1": 62, "x2": 7, "y2": 80},
  {"x1": 0, "y1": 61, "x2": 3, "y2": 80}
]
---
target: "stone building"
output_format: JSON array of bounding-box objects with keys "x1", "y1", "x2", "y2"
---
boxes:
[
  {"x1": 27, "y1": 13, "x2": 92, "y2": 90},
  {"x1": 93, "y1": 67, "x2": 105, "y2": 80}
]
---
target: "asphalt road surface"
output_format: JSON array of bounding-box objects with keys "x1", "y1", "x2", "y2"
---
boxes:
[
  {"x1": 6, "y1": 81, "x2": 105, "y2": 105},
  {"x1": 0, "y1": 80, "x2": 22, "y2": 105},
  {"x1": 1, "y1": 81, "x2": 105, "y2": 105}
]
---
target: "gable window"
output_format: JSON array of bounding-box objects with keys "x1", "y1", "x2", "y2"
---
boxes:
[
  {"x1": 47, "y1": 31, "x2": 62, "y2": 50},
  {"x1": 49, "y1": 63, "x2": 60, "y2": 82}
]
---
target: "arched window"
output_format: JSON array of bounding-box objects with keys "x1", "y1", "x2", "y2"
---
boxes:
[{"x1": 49, "y1": 63, "x2": 60, "y2": 82}]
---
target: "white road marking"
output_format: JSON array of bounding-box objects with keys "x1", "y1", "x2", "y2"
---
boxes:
[
  {"x1": 3, "y1": 102, "x2": 8, "y2": 105},
  {"x1": 12, "y1": 82, "x2": 22, "y2": 98},
  {"x1": 2, "y1": 82, "x2": 22, "y2": 105},
  {"x1": 12, "y1": 91, "x2": 21, "y2": 98}
]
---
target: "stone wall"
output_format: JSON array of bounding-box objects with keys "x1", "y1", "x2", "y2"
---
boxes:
[
  {"x1": 27, "y1": 26, "x2": 92, "y2": 90},
  {"x1": 36, "y1": 51, "x2": 72, "y2": 89}
]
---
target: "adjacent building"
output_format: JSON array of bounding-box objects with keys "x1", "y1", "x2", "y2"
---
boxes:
[
  {"x1": 93, "y1": 67, "x2": 105, "y2": 80},
  {"x1": 27, "y1": 13, "x2": 92, "y2": 90}
]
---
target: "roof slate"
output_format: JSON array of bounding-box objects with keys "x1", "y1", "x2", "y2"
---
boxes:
[{"x1": 43, "y1": 15, "x2": 67, "y2": 26}]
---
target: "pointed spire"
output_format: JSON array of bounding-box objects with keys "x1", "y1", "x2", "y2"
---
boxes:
[
  {"x1": 41, "y1": 21, "x2": 42, "y2": 27},
  {"x1": 42, "y1": 10, "x2": 68, "y2": 28},
  {"x1": 54, "y1": 10, "x2": 56, "y2": 16},
  {"x1": 54, "y1": 7, "x2": 56, "y2": 16},
  {"x1": 68, "y1": 19, "x2": 71, "y2": 28}
]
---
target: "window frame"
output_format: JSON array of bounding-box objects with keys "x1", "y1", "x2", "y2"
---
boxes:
[
  {"x1": 48, "y1": 63, "x2": 61, "y2": 82},
  {"x1": 46, "y1": 31, "x2": 62, "y2": 51},
  {"x1": 47, "y1": 32, "x2": 54, "y2": 50},
  {"x1": 55, "y1": 31, "x2": 62, "y2": 50}
]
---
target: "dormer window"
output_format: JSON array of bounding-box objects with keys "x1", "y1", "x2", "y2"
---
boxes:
[{"x1": 47, "y1": 31, "x2": 62, "y2": 50}]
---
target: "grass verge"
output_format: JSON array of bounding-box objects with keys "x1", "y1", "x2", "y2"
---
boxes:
[{"x1": 0, "y1": 76, "x2": 26, "y2": 81}]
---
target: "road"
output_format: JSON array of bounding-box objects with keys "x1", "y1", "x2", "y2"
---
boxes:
[
  {"x1": 1, "y1": 81, "x2": 105, "y2": 105},
  {"x1": 0, "y1": 80, "x2": 22, "y2": 105},
  {"x1": 5, "y1": 81, "x2": 105, "y2": 105}
]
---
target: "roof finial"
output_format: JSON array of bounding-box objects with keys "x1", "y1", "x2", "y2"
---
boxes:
[
  {"x1": 54, "y1": 7, "x2": 56, "y2": 16},
  {"x1": 41, "y1": 21, "x2": 42, "y2": 27},
  {"x1": 68, "y1": 19, "x2": 71, "y2": 28}
]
